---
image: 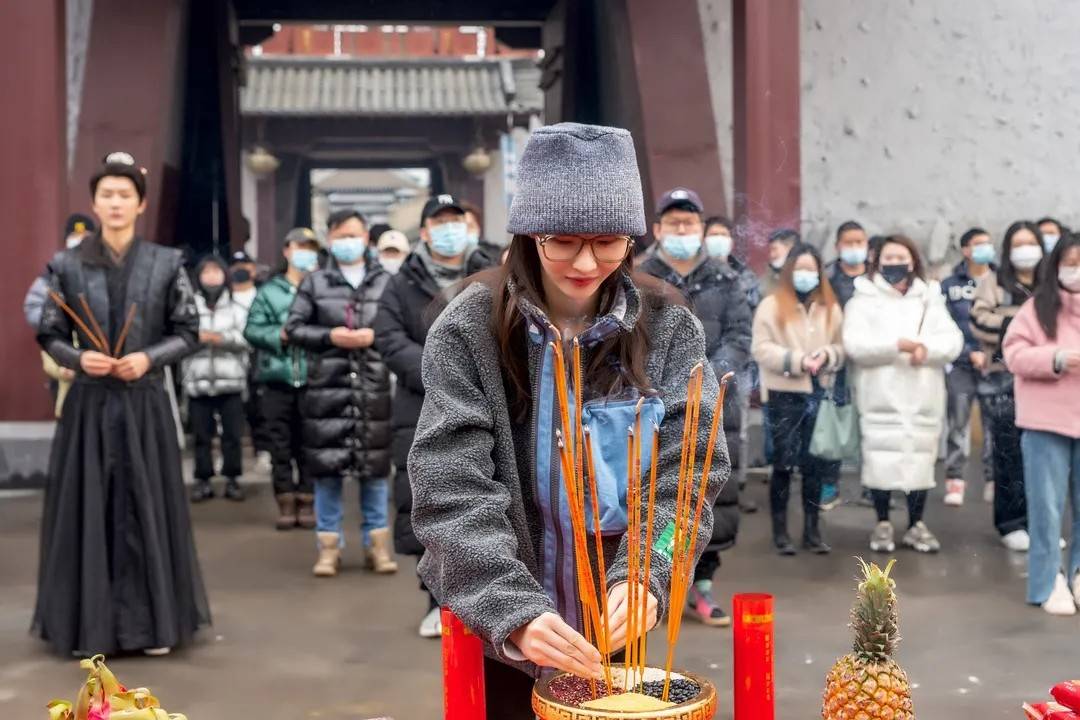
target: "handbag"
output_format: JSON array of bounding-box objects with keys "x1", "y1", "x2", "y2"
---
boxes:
[{"x1": 810, "y1": 375, "x2": 860, "y2": 462}]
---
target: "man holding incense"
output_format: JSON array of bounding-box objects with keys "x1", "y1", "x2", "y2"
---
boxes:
[
  {"x1": 409, "y1": 123, "x2": 729, "y2": 718},
  {"x1": 35, "y1": 151, "x2": 210, "y2": 657},
  {"x1": 640, "y1": 187, "x2": 751, "y2": 629}
]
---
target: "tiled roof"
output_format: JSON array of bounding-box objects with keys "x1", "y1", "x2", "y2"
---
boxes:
[{"x1": 241, "y1": 56, "x2": 543, "y2": 117}]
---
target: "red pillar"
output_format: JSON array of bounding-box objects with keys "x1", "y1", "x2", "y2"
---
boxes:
[
  {"x1": 733, "y1": 0, "x2": 801, "y2": 270},
  {"x1": 68, "y1": 0, "x2": 189, "y2": 246},
  {"x1": 623, "y1": 0, "x2": 728, "y2": 223},
  {"x1": 0, "y1": 0, "x2": 66, "y2": 421}
]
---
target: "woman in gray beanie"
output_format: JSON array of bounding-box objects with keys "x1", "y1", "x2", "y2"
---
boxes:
[{"x1": 408, "y1": 123, "x2": 728, "y2": 716}]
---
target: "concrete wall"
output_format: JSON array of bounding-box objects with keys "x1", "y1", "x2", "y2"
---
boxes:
[
  {"x1": 697, "y1": 0, "x2": 1080, "y2": 270},
  {"x1": 800, "y1": 0, "x2": 1080, "y2": 266}
]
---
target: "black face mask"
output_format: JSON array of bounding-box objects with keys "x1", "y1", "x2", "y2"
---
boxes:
[
  {"x1": 880, "y1": 264, "x2": 911, "y2": 286},
  {"x1": 231, "y1": 268, "x2": 252, "y2": 284},
  {"x1": 200, "y1": 282, "x2": 226, "y2": 307}
]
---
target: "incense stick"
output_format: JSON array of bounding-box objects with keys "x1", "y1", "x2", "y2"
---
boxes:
[
  {"x1": 638, "y1": 422, "x2": 661, "y2": 686},
  {"x1": 78, "y1": 294, "x2": 109, "y2": 354},
  {"x1": 113, "y1": 303, "x2": 137, "y2": 357},
  {"x1": 582, "y1": 426, "x2": 614, "y2": 691},
  {"x1": 47, "y1": 290, "x2": 109, "y2": 354}
]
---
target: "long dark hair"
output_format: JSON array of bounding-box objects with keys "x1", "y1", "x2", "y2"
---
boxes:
[
  {"x1": 1033, "y1": 232, "x2": 1080, "y2": 338},
  {"x1": 998, "y1": 220, "x2": 1044, "y2": 290},
  {"x1": 774, "y1": 243, "x2": 838, "y2": 329},
  {"x1": 473, "y1": 234, "x2": 681, "y2": 421}
]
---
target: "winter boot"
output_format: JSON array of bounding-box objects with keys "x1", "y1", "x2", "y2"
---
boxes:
[
  {"x1": 802, "y1": 513, "x2": 831, "y2": 554},
  {"x1": 295, "y1": 493, "x2": 316, "y2": 529},
  {"x1": 365, "y1": 527, "x2": 399, "y2": 574},
  {"x1": 313, "y1": 532, "x2": 341, "y2": 577},
  {"x1": 275, "y1": 493, "x2": 297, "y2": 530},
  {"x1": 772, "y1": 512, "x2": 796, "y2": 556}
]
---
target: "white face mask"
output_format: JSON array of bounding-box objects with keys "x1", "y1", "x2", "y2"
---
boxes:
[
  {"x1": 1010, "y1": 244, "x2": 1042, "y2": 271},
  {"x1": 380, "y1": 257, "x2": 404, "y2": 275},
  {"x1": 705, "y1": 234, "x2": 733, "y2": 259},
  {"x1": 1059, "y1": 266, "x2": 1080, "y2": 292}
]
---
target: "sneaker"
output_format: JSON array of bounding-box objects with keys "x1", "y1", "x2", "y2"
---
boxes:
[
  {"x1": 687, "y1": 581, "x2": 732, "y2": 627},
  {"x1": 223, "y1": 477, "x2": 245, "y2": 502},
  {"x1": 1001, "y1": 529, "x2": 1030, "y2": 552},
  {"x1": 870, "y1": 521, "x2": 896, "y2": 553},
  {"x1": 419, "y1": 607, "x2": 442, "y2": 638},
  {"x1": 982, "y1": 481, "x2": 995, "y2": 504},
  {"x1": 943, "y1": 479, "x2": 965, "y2": 507},
  {"x1": 190, "y1": 479, "x2": 215, "y2": 503},
  {"x1": 902, "y1": 521, "x2": 941, "y2": 554},
  {"x1": 1073, "y1": 571, "x2": 1080, "y2": 608},
  {"x1": 143, "y1": 647, "x2": 172, "y2": 657},
  {"x1": 820, "y1": 482, "x2": 840, "y2": 511},
  {"x1": 1043, "y1": 573, "x2": 1077, "y2": 616},
  {"x1": 255, "y1": 450, "x2": 272, "y2": 475}
]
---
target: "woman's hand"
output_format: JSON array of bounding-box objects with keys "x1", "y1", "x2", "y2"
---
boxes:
[
  {"x1": 604, "y1": 582, "x2": 658, "y2": 653},
  {"x1": 802, "y1": 350, "x2": 826, "y2": 376},
  {"x1": 79, "y1": 351, "x2": 115, "y2": 377},
  {"x1": 897, "y1": 338, "x2": 918, "y2": 353},
  {"x1": 910, "y1": 343, "x2": 928, "y2": 366},
  {"x1": 508, "y1": 612, "x2": 603, "y2": 679}
]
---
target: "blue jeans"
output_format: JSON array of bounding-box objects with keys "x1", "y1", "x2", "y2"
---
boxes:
[
  {"x1": 315, "y1": 477, "x2": 390, "y2": 548},
  {"x1": 1021, "y1": 430, "x2": 1080, "y2": 604}
]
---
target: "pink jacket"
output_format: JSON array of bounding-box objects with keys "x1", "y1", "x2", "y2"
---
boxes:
[{"x1": 1002, "y1": 292, "x2": 1080, "y2": 439}]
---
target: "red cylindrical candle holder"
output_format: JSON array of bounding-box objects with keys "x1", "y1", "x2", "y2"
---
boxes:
[
  {"x1": 441, "y1": 609, "x2": 486, "y2": 720},
  {"x1": 733, "y1": 593, "x2": 775, "y2": 720}
]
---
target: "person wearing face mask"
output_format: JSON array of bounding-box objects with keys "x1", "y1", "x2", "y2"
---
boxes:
[
  {"x1": 971, "y1": 221, "x2": 1045, "y2": 551},
  {"x1": 752, "y1": 244, "x2": 844, "y2": 556},
  {"x1": 227, "y1": 249, "x2": 271, "y2": 474},
  {"x1": 761, "y1": 228, "x2": 800, "y2": 298},
  {"x1": 373, "y1": 193, "x2": 496, "y2": 638},
  {"x1": 940, "y1": 228, "x2": 997, "y2": 508},
  {"x1": 1003, "y1": 232, "x2": 1080, "y2": 616},
  {"x1": 376, "y1": 229, "x2": 410, "y2": 275},
  {"x1": 640, "y1": 189, "x2": 751, "y2": 625},
  {"x1": 285, "y1": 209, "x2": 397, "y2": 578},
  {"x1": 182, "y1": 255, "x2": 252, "y2": 503},
  {"x1": 703, "y1": 216, "x2": 762, "y2": 311},
  {"x1": 1037, "y1": 216, "x2": 1065, "y2": 255},
  {"x1": 827, "y1": 220, "x2": 869, "y2": 308},
  {"x1": 844, "y1": 235, "x2": 963, "y2": 555},
  {"x1": 243, "y1": 227, "x2": 321, "y2": 530}
]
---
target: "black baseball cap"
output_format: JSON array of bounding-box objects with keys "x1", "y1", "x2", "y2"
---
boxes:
[
  {"x1": 656, "y1": 187, "x2": 704, "y2": 217},
  {"x1": 421, "y1": 193, "x2": 465, "y2": 224},
  {"x1": 229, "y1": 250, "x2": 254, "y2": 265},
  {"x1": 63, "y1": 213, "x2": 96, "y2": 240}
]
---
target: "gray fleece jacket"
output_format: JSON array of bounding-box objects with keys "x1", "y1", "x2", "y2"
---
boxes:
[{"x1": 408, "y1": 275, "x2": 729, "y2": 677}]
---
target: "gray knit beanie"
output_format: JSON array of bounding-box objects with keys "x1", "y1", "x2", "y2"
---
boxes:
[{"x1": 507, "y1": 122, "x2": 646, "y2": 236}]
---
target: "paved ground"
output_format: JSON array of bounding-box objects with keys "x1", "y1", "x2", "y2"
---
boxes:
[{"x1": 1, "y1": 466, "x2": 1076, "y2": 719}]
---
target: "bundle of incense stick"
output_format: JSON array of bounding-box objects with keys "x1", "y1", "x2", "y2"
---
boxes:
[
  {"x1": 661, "y1": 368, "x2": 735, "y2": 701},
  {"x1": 47, "y1": 290, "x2": 137, "y2": 359}
]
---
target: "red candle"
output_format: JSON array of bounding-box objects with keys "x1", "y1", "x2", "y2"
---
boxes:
[
  {"x1": 441, "y1": 609, "x2": 486, "y2": 720},
  {"x1": 733, "y1": 593, "x2": 775, "y2": 720}
]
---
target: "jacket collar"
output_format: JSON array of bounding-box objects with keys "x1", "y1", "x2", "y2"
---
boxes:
[
  {"x1": 512, "y1": 270, "x2": 641, "y2": 349},
  {"x1": 324, "y1": 255, "x2": 385, "y2": 288},
  {"x1": 950, "y1": 259, "x2": 996, "y2": 282},
  {"x1": 79, "y1": 232, "x2": 142, "y2": 268},
  {"x1": 856, "y1": 273, "x2": 932, "y2": 299}
]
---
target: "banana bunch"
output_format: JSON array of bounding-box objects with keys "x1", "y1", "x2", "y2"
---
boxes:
[{"x1": 47, "y1": 655, "x2": 188, "y2": 720}]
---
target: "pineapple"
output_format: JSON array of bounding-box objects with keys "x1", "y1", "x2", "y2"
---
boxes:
[{"x1": 823, "y1": 558, "x2": 914, "y2": 720}]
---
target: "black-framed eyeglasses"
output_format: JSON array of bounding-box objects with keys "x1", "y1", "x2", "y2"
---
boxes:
[{"x1": 533, "y1": 234, "x2": 634, "y2": 263}]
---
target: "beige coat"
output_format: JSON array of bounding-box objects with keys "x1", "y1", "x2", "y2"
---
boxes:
[{"x1": 752, "y1": 294, "x2": 845, "y2": 396}]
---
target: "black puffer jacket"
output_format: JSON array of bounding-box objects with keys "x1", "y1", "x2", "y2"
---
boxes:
[
  {"x1": 640, "y1": 253, "x2": 751, "y2": 550},
  {"x1": 374, "y1": 248, "x2": 494, "y2": 555},
  {"x1": 285, "y1": 260, "x2": 393, "y2": 480}
]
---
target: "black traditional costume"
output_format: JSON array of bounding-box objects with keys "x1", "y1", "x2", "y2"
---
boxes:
[{"x1": 35, "y1": 232, "x2": 210, "y2": 655}]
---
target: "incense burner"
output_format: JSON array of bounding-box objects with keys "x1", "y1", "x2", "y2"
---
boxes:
[{"x1": 532, "y1": 668, "x2": 717, "y2": 720}]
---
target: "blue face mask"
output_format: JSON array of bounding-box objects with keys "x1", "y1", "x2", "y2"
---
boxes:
[
  {"x1": 661, "y1": 234, "x2": 702, "y2": 261},
  {"x1": 705, "y1": 234, "x2": 733, "y2": 258},
  {"x1": 429, "y1": 222, "x2": 469, "y2": 256},
  {"x1": 330, "y1": 237, "x2": 366, "y2": 264},
  {"x1": 970, "y1": 243, "x2": 995, "y2": 265},
  {"x1": 1043, "y1": 233, "x2": 1060, "y2": 253},
  {"x1": 466, "y1": 231, "x2": 480, "y2": 250},
  {"x1": 290, "y1": 248, "x2": 318, "y2": 272},
  {"x1": 839, "y1": 246, "x2": 868, "y2": 266},
  {"x1": 793, "y1": 269, "x2": 820, "y2": 294}
]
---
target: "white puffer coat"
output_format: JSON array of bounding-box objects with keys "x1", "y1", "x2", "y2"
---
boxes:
[
  {"x1": 182, "y1": 291, "x2": 250, "y2": 397},
  {"x1": 843, "y1": 274, "x2": 963, "y2": 492}
]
